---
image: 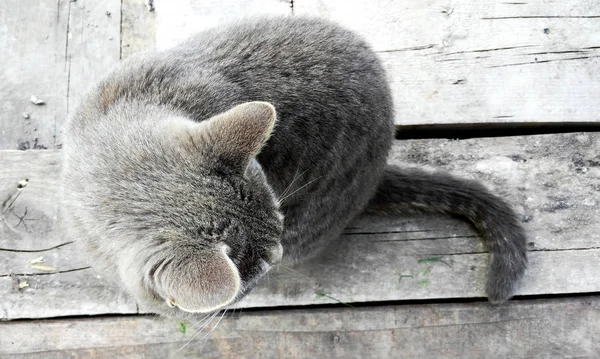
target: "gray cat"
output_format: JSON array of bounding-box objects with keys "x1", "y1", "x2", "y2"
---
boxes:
[{"x1": 61, "y1": 17, "x2": 527, "y2": 317}]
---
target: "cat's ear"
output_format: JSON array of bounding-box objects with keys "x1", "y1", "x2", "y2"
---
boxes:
[{"x1": 200, "y1": 101, "x2": 276, "y2": 173}]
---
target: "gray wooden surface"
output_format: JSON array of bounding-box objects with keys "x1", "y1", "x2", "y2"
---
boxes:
[
  {"x1": 0, "y1": 0, "x2": 68, "y2": 151},
  {"x1": 0, "y1": 0, "x2": 121, "y2": 151},
  {"x1": 2, "y1": 133, "x2": 599, "y2": 320},
  {"x1": 122, "y1": 0, "x2": 157, "y2": 59},
  {"x1": 154, "y1": 0, "x2": 600, "y2": 127},
  {"x1": 299, "y1": 0, "x2": 600, "y2": 126},
  {"x1": 2, "y1": 296, "x2": 598, "y2": 358}
]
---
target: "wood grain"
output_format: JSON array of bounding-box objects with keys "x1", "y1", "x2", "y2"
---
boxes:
[
  {"x1": 0, "y1": 150, "x2": 137, "y2": 319},
  {"x1": 64, "y1": 0, "x2": 122, "y2": 115},
  {"x1": 0, "y1": 0, "x2": 69, "y2": 150},
  {"x1": 155, "y1": 0, "x2": 292, "y2": 50},
  {"x1": 1, "y1": 133, "x2": 599, "y2": 319},
  {"x1": 0, "y1": 0, "x2": 121, "y2": 151},
  {"x1": 294, "y1": 0, "x2": 600, "y2": 126},
  {"x1": 147, "y1": 0, "x2": 600, "y2": 127},
  {"x1": 2, "y1": 297, "x2": 599, "y2": 358},
  {"x1": 121, "y1": 0, "x2": 157, "y2": 58}
]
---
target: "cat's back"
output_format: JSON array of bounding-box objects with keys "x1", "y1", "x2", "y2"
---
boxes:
[
  {"x1": 180, "y1": 16, "x2": 384, "y2": 79},
  {"x1": 87, "y1": 17, "x2": 390, "y2": 116},
  {"x1": 71, "y1": 17, "x2": 394, "y2": 196}
]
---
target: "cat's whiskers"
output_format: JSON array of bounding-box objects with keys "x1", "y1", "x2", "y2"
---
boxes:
[
  {"x1": 278, "y1": 264, "x2": 312, "y2": 281},
  {"x1": 177, "y1": 310, "x2": 219, "y2": 352},
  {"x1": 278, "y1": 165, "x2": 301, "y2": 201},
  {"x1": 278, "y1": 176, "x2": 324, "y2": 206},
  {"x1": 266, "y1": 266, "x2": 270, "y2": 286},
  {"x1": 188, "y1": 313, "x2": 212, "y2": 333},
  {"x1": 197, "y1": 311, "x2": 220, "y2": 333},
  {"x1": 197, "y1": 309, "x2": 228, "y2": 352},
  {"x1": 277, "y1": 167, "x2": 310, "y2": 206}
]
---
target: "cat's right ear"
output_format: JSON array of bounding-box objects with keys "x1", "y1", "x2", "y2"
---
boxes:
[{"x1": 199, "y1": 102, "x2": 277, "y2": 173}]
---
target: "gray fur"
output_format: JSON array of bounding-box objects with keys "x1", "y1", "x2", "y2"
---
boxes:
[{"x1": 61, "y1": 17, "x2": 527, "y2": 317}]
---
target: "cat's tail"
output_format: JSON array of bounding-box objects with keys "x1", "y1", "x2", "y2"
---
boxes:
[{"x1": 365, "y1": 165, "x2": 527, "y2": 303}]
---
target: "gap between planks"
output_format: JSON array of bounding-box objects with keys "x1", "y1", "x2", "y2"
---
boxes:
[{"x1": 1, "y1": 296, "x2": 599, "y2": 358}]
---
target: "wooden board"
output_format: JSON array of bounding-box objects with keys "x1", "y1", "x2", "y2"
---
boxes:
[
  {"x1": 149, "y1": 0, "x2": 600, "y2": 127},
  {"x1": 121, "y1": 0, "x2": 157, "y2": 59},
  {"x1": 0, "y1": 0, "x2": 122, "y2": 151},
  {"x1": 0, "y1": 150, "x2": 138, "y2": 320},
  {"x1": 154, "y1": 0, "x2": 292, "y2": 50},
  {"x1": 294, "y1": 0, "x2": 600, "y2": 126},
  {"x1": 1, "y1": 296, "x2": 599, "y2": 358},
  {"x1": 64, "y1": 0, "x2": 122, "y2": 115},
  {"x1": 0, "y1": 0, "x2": 69, "y2": 150},
  {"x1": 1, "y1": 132, "x2": 599, "y2": 320}
]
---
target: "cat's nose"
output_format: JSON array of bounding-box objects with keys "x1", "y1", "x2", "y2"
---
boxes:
[{"x1": 265, "y1": 243, "x2": 283, "y2": 265}]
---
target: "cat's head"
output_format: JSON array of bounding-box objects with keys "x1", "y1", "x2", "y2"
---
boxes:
[{"x1": 65, "y1": 101, "x2": 283, "y2": 316}]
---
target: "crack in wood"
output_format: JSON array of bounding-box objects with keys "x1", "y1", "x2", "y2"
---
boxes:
[
  {"x1": 376, "y1": 44, "x2": 436, "y2": 53},
  {"x1": 56, "y1": 0, "x2": 62, "y2": 23},
  {"x1": 525, "y1": 50, "x2": 587, "y2": 55},
  {"x1": 65, "y1": 54, "x2": 72, "y2": 114},
  {"x1": 243, "y1": 316, "x2": 539, "y2": 333},
  {"x1": 0, "y1": 266, "x2": 91, "y2": 278},
  {"x1": 368, "y1": 235, "x2": 479, "y2": 243},
  {"x1": 64, "y1": 0, "x2": 72, "y2": 62},
  {"x1": 342, "y1": 229, "x2": 436, "y2": 235},
  {"x1": 483, "y1": 15, "x2": 600, "y2": 19},
  {"x1": 0, "y1": 241, "x2": 74, "y2": 253},
  {"x1": 490, "y1": 55, "x2": 600, "y2": 68},
  {"x1": 441, "y1": 45, "x2": 536, "y2": 56},
  {"x1": 63, "y1": 0, "x2": 74, "y2": 118},
  {"x1": 531, "y1": 247, "x2": 600, "y2": 253},
  {"x1": 119, "y1": 0, "x2": 123, "y2": 60},
  {"x1": 423, "y1": 247, "x2": 600, "y2": 257},
  {"x1": 9, "y1": 207, "x2": 33, "y2": 230}
]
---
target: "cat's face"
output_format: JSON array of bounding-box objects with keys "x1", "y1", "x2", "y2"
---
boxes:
[{"x1": 70, "y1": 102, "x2": 283, "y2": 316}]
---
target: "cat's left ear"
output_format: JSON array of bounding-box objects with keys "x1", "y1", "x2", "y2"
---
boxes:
[{"x1": 200, "y1": 101, "x2": 277, "y2": 173}]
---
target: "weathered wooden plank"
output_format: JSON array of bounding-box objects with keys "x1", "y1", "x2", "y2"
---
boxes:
[
  {"x1": 62, "y1": 0, "x2": 600, "y2": 128},
  {"x1": 1, "y1": 132, "x2": 598, "y2": 319},
  {"x1": 155, "y1": 0, "x2": 293, "y2": 50},
  {"x1": 121, "y1": 0, "x2": 157, "y2": 59},
  {"x1": 0, "y1": 0, "x2": 69, "y2": 150},
  {"x1": 64, "y1": 0, "x2": 122, "y2": 116},
  {"x1": 296, "y1": 0, "x2": 600, "y2": 52},
  {"x1": 2, "y1": 297, "x2": 599, "y2": 358},
  {"x1": 0, "y1": 0, "x2": 122, "y2": 151},
  {"x1": 0, "y1": 150, "x2": 137, "y2": 319},
  {"x1": 294, "y1": 0, "x2": 600, "y2": 126}
]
